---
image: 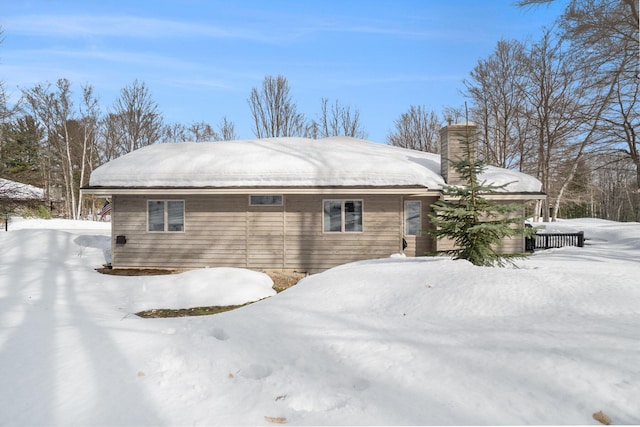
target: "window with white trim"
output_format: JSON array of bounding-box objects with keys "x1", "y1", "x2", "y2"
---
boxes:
[
  {"x1": 249, "y1": 195, "x2": 283, "y2": 206},
  {"x1": 148, "y1": 200, "x2": 184, "y2": 232},
  {"x1": 404, "y1": 200, "x2": 421, "y2": 236},
  {"x1": 323, "y1": 200, "x2": 363, "y2": 233}
]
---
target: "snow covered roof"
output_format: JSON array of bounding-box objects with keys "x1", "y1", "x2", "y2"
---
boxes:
[
  {"x1": 0, "y1": 178, "x2": 44, "y2": 200},
  {"x1": 88, "y1": 136, "x2": 542, "y2": 192}
]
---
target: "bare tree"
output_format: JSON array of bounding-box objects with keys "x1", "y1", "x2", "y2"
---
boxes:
[
  {"x1": 75, "y1": 85, "x2": 100, "y2": 219},
  {"x1": 0, "y1": 80, "x2": 13, "y2": 127},
  {"x1": 161, "y1": 123, "x2": 190, "y2": 142},
  {"x1": 188, "y1": 121, "x2": 215, "y2": 142},
  {"x1": 387, "y1": 105, "x2": 440, "y2": 152},
  {"x1": 518, "y1": 0, "x2": 640, "y2": 220},
  {"x1": 562, "y1": 0, "x2": 640, "y2": 220},
  {"x1": 441, "y1": 106, "x2": 467, "y2": 125},
  {"x1": 519, "y1": 0, "x2": 637, "y2": 55},
  {"x1": 590, "y1": 152, "x2": 637, "y2": 221},
  {"x1": 248, "y1": 75, "x2": 306, "y2": 138},
  {"x1": 217, "y1": 116, "x2": 237, "y2": 141},
  {"x1": 21, "y1": 80, "x2": 100, "y2": 219},
  {"x1": 186, "y1": 118, "x2": 237, "y2": 141},
  {"x1": 465, "y1": 39, "x2": 530, "y2": 169},
  {"x1": 313, "y1": 98, "x2": 367, "y2": 139},
  {"x1": 0, "y1": 25, "x2": 21, "y2": 167},
  {"x1": 22, "y1": 79, "x2": 78, "y2": 218},
  {"x1": 98, "y1": 112, "x2": 126, "y2": 162},
  {"x1": 0, "y1": 26, "x2": 15, "y2": 126},
  {"x1": 110, "y1": 80, "x2": 163, "y2": 154},
  {"x1": 468, "y1": 33, "x2": 619, "y2": 221},
  {"x1": 162, "y1": 117, "x2": 237, "y2": 142},
  {"x1": 519, "y1": 31, "x2": 589, "y2": 221}
]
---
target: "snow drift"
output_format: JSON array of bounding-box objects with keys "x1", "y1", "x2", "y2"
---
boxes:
[{"x1": 0, "y1": 218, "x2": 638, "y2": 425}]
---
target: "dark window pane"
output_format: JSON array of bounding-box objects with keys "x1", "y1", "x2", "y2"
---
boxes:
[
  {"x1": 405, "y1": 201, "x2": 421, "y2": 235},
  {"x1": 167, "y1": 201, "x2": 184, "y2": 232},
  {"x1": 148, "y1": 201, "x2": 164, "y2": 231},
  {"x1": 250, "y1": 195, "x2": 282, "y2": 205},
  {"x1": 344, "y1": 200, "x2": 362, "y2": 232}
]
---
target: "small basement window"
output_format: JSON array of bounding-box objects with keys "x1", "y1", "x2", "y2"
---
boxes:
[
  {"x1": 249, "y1": 195, "x2": 283, "y2": 206},
  {"x1": 148, "y1": 200, "x2": 184, "y2": 232},
  {"x1": 323, "y1": 200, "x2": 363, "y2": 233}
]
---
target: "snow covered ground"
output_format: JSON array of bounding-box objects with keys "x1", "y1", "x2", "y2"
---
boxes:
[{"x1": 0, "y1": 217, "x2": 638, "y2": 425}]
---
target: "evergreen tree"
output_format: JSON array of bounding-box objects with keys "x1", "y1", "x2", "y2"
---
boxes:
[
  {"x1": 0, "y1": 116, "x2": 43, "y2": 186},
  {"x1": 429, "y1": 126, "x2": 529, "y2": 267}
]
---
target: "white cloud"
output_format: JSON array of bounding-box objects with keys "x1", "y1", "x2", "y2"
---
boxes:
[{"x1": 4, "y1": 14, "x2": 270, "y2": 42}]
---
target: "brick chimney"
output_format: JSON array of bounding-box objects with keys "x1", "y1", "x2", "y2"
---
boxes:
[{"x1": 439, "y1": 122, "x2": 478, "y2": 185}]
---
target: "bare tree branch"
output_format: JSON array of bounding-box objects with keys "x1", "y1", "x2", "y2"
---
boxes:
[
  {"x1": 387, "y1": 105, "x2": 441, "y2": 153},
  {"x1": 248, "y1": 75, "x2": 306, "y2": 138}
]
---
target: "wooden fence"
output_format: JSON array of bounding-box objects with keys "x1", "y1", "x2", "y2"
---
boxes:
[{"x1": 525, "y1": 231, "x2": 585, "y2": 251}]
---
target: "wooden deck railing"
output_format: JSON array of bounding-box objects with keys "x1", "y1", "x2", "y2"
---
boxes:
[{"x1": 525, "y1": 231, "x2": 585, "y2": 251}]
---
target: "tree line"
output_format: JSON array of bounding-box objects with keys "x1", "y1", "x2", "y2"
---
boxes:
[
  {"x1": 463, "y1": 0, "x2": 639, "y2": 222},
  {"x1": 0, "y1": 72, "x2": 368, "y2": 219},
  {"x1": 1, "y1": 0, "x2": 638, "y2": 222},
  {"x1": 389, "y1": 0, "x2": 639, "y2": 222}
]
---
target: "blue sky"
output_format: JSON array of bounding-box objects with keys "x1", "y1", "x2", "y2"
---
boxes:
[{"x1": 0, "y1": 0, "x2": 563, "y2": 142}]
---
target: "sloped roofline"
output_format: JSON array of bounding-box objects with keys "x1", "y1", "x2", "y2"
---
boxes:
[{"x1": 86, "y1": 136, "x2": 544, "y2": 194}]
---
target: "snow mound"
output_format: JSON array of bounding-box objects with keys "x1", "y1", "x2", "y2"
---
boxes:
[{"x1": 0, "y1": 218, "x2": 638, "y2": 425}]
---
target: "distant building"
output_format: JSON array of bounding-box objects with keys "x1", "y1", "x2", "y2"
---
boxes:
[{"x1": 0, "y1": 178, "x2": 45, "y2": 214}]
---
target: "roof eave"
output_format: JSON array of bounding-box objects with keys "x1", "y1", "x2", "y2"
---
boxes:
[
  {"x1": 81, "y1": 185, "x2": 545, "y2": 200},
  {"x1": 443, "y1": 192, "x2": 547, "y2": 201},
  {"x1": 81, "y1": 185, "x2": 442, "y2": 197}
]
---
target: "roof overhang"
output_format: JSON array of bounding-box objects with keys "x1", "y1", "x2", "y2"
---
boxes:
[
  {"x1": 81, "y1": 185, "x2": 444, "y2": 197},
  {"x1": 442, "y1": 192, "x2": 547, "y2": 201},
  {"x1": 81, "y1": 186, "x2": 545, "y2": 201}
]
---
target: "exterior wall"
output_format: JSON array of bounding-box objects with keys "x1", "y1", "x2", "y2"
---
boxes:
[
  {"x1": 494, "y1": 205, "x2": 526, "y2": 254},
  {"x1": 111, "y1": 193, "x2": 530, "y2": 272},
  {"x1": 283, "y1": 194, "x2": 406, "y2": 272},
  {"x1": 112, "y1": 193, "x2": 434, "y2": 273},
  {"x1": 112, "y1": 195, "x2": 248, "y2": 269},
  {"x1": 248, "y1": 202, "x2": 285, "y2": 270}
]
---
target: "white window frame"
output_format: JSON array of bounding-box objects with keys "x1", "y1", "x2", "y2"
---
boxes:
[
  {"x1": 404, "y1": 200, "x2": 421, "y2": 236},
  {"x1": 323, "y1": 199, "x2": 363, "y2": 233},
  {"x1": 249, "y1": 195, "x2": 283, "y2": 206},
  {"x1": 147, "y1": 200, "x2": 185, "y2": 233}
]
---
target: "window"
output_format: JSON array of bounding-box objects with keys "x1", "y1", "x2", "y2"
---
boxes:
[
  {"x1": 404, "y1": 200, "x2": 421, "y2": 236},
  {"x1": 249, "y1": 195, "x2": 283, "y2": 206},
  {"x1": 148, "y1": 200, "x2": 184, "y2": 232},
  {"x1": 323, "y1": 200, "x2": 363, "y2": 233}
]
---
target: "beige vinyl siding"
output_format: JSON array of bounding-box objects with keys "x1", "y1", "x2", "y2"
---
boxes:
[
  {"x1": 112, "y1": 195, "x2": 248, "y2": 269},
  {"x1": 283, "y1": 194, "x2": 403, "y2": 272},
  {"x1": 111, "y1": 193, "x2": 529, "y2": 271},
  {"x1": 247, "y1": 204, "x2": 285, "y2": 270},
  {"x1": 112, "y1": 193, "x2": 408, "y2": 272},
  {"x1": 494, "y1": 205, "x2": 526, "y2": 254}
]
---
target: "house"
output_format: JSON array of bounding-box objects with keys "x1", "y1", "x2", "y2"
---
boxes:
[
  {"x1": 0, "y1": 178, "x2": 45, "y2": 211},
  {"x1": 1, "y1": 178, "x2": 45, "y2": 230},
  {"x1": 81, "y1": 123, "x2": 544, "y2": 273},
  {"x1": 0, "y1": 178, "x2": 44, "y2": 200}
]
